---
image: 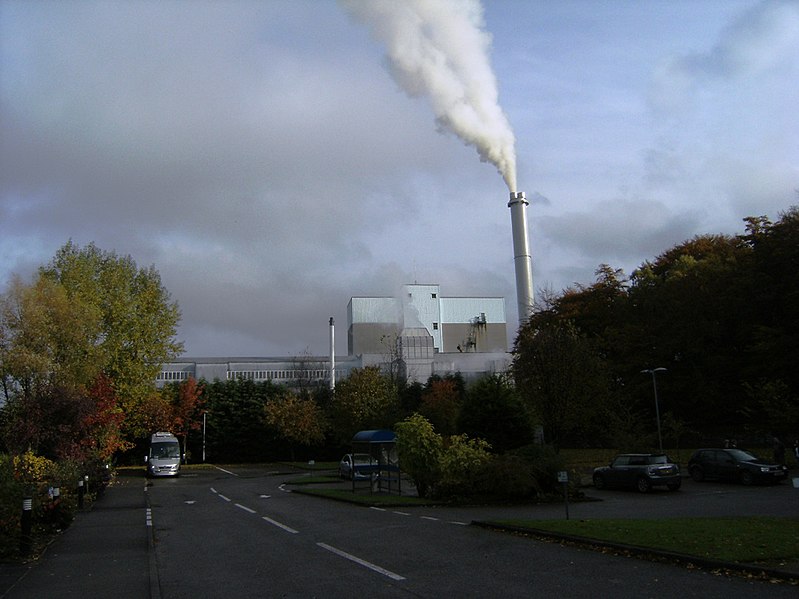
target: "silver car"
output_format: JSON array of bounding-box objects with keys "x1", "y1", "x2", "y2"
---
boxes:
[{"x1": 338, "y1": 453, "x2": 376, "y2": 480}]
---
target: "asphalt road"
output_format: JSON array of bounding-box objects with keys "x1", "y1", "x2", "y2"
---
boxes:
[
  {"x1": 148, "y1": 467, "x2": 797, "y2": 598},
  {"x1": 3, "y1": 466, "x2": 797, "y2": 598}
]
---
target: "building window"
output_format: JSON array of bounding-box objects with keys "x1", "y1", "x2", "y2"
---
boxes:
[
  {"x1": 432, "y1": 322, "x2": 439, "y2": 330},
  {"x1": 431, "y1": 293, "x2": 437, "y2": 298},
  {"x1": 158, "y1": 371, "x2": 189, "y2": 382}
]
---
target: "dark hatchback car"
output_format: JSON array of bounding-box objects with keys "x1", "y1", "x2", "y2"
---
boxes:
[
  {"x1": 593, "y1": 453, "x2": 682, "y2": 493},
  {"x1": 687, "y1": 448, "x2": 789, "y2": 485}
]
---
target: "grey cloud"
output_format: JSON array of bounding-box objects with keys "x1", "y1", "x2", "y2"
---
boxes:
[
  {"x1": 649, "y1": 0, "x2": 799, "y2": 113},
  {"x1": 3, "y1": 1, "x2": 794, "y2": 357},
  {"x1": 539, "y1": 199, "x2": 701, "y2": 264}
]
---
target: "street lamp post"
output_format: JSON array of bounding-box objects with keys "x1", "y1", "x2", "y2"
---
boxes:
[{"x1": 641, "y1": 368, "x2": 667, "y2": 452}]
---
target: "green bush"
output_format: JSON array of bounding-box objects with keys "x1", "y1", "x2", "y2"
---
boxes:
[
  {"x1": 508, "y1": 444, "x2": 573, "y2": 497},
  {"x1": 397, "y1": 415, "x2": 579, "y2": 502},
  {"x1": 472, "y1": 455, "x2": 537, "y2": 499},
  {"x1": 395, "y1": 413, "x2": 442, "y2": 498},
  {"x1": 0, "y1": 452, "x2": 84, "y2": 559},
  {"x1": 0, "y1": 454, "x2": 24, "y2": 558},
  {"x1": 435, "y1": 434, "x2": 492, "y2": 499}
]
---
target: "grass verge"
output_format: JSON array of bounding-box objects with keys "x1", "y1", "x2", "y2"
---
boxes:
[
  {"x1": 284, "y1": 475, "x2": 341, "y2": 485},
  {"x1": 490, "y1": 516, "x2": 799, "y2": 564},
  {"x1": 292, "y1": 487, "x2": 437, "y2": 507}
]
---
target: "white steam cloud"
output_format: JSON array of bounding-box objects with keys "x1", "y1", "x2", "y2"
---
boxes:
[{"x1": 341, "y1": 0, "x2": 517, "y2": 192}]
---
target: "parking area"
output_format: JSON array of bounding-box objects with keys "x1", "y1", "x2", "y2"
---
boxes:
[{"x1": 575, "y1": 474, "x2": 799, "y2": 521}]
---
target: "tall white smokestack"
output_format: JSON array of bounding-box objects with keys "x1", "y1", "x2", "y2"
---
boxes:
[
  {"x1": 508, "y1": 191, "x2": 533, "y2": 323},
  {"x1": 329, "y1": 317, "x2": 336, "y2": 391}
]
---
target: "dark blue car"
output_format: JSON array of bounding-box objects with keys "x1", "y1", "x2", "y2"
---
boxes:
[{"x1": 688, "y1": 448, "x2": 788, "y2": 485}]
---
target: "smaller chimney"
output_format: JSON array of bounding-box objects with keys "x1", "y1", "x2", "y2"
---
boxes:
[{"x1": 329, "y1": 317, "x2": 336, "y2": 391}]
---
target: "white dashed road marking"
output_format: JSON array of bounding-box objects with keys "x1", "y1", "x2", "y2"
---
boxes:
[
  {"x1": 317, "y1": 543, "x2": 405, "y2": 581},
  {"x1": 262, "y1": 515, "x2": 299, "y2": 534},
  {"x1": 213, "y1": 465, "x2": 238, "y2": 476}
]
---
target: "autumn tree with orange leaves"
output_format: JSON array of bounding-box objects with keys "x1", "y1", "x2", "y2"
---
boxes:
[
  {"x1": 157, "y1": 377, "x2": 204, "y2": 460},
  {"x1": 263, "y1": 390, "x2": 327, "y2": 460}
]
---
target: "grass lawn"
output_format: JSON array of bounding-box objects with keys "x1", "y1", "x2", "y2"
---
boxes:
[
  {"x1": 292, "y1": 487, "x2": 437, "y2": 507},
  {"x1": 284, "y1": 475, "x2": 341, "y2": 485},
  {"x1": 491, "y1": 516, "x2": 799, "y2": 564},
  {"x1": 281, "y1": 461, "x2": 339, "y2": 471}
]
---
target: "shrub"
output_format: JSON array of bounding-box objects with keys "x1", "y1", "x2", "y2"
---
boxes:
[
  {"x1": 507, "y1": 444, "x2": 573, "y2": 497},
  {"x1": 395, "y1": 414, "x2": 442, "y2": 498},
  {"x1": 0, "y1": 452, "x2": 83, "y2": 559},
  {"x1": 435, "y1": 434, "x2": 492, "y2": 499},
  {"x1": 0, "y1": 454, "x2": 24, "y2": 558},
  {"x1": 472, "y1": 455, "x2": 538, "y2": 500}
]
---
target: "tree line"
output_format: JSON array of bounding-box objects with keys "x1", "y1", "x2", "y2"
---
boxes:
[
  {"x1": 1, "y1": 204, "x2": 796, "y2": 506},
  {"x1": 513, "y1": 206, "x2": 799, "y2": 450},
  {"x1": 0, "y1": 242, "x2": 542, "y2": 488}
]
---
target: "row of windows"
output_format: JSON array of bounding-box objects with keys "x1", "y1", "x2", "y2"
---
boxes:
[
  {"x1": 156, "y1": 371, "x2": 191, "y2": 381},
  {"x1": 227, "y1": 369, "x2": 333, "y2": 381}
]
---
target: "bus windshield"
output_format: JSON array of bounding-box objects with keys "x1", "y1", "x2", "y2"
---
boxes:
[{"x1": 151, "y1": 442, "x2": 180, "y2": 459}]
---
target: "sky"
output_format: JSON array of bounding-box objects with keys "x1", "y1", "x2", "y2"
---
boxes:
[{"x1": 1, "y1": 0, "x2": 797, "y2": 358}]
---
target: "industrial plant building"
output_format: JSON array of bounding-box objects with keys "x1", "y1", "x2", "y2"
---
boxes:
[{"x1": 157, "y1": 284, "x2": 511, "y2": 387}]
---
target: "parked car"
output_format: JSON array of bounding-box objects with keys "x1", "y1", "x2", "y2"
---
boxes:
[
  {"x1": 687, "y1": 448, "x2": 789, "y2": 485},
  {"x1": 338, "y1": 453, "x2": 377, "y2": 480},
  {"x1": 593, "y1": 453, "x2": 681, "y2": 493}
]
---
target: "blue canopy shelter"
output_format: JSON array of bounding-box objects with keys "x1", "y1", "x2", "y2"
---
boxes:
[{"x1": 350, "y1": 429, "x2": 400, "y2": 494}]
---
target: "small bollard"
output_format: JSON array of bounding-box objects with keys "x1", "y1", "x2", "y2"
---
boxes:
[
  {"x1": 52, "y1": 487, "x2": 61, "y2": 527},
  {"x1": 77, "y1": 479, "x2": 85, "y2": 509},
  {"x1": 20, "y1": 497, "x2": 33, "y2": 557},
  {"x1": 557, "y1": 471, "x2": 570, "y2": 520}
]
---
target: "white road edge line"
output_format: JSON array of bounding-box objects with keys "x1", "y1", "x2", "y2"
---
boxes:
[
  {"x1": 262, "y1": 516, "x2": 299, "y2": 534},
  {"x1": 449, "y1": 521, "x2": 469, "y2": 526},
  {"x1": 218, "y1": 494, "x2": 231, "y2": 502},
  {"x1": 235, "y1": 503, "x2": 256, "y2": 514},
  {"x1": 420, "y1": 516, "x2": 439, "y2": 521},
  {"x1": 145, "y1": 508, "x2": 152, "y2": 527},
  {"x1": 369, "y1": 507, "x2": 386, "y2": 512},
  {"x1": 317, "y1": 543, "x2": 405, "y2": 581},
  {"x1": 213, "y1": 465, "x2": 239, "y2": 476}
]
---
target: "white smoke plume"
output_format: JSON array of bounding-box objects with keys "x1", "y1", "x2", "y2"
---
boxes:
[{"x1": 341, "y1": 0, "x2": 517, "y2": 192}]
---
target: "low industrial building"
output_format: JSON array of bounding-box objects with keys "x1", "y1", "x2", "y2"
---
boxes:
[{"x1": 157, "y1": 284, "x2": 512, "y2": 387}]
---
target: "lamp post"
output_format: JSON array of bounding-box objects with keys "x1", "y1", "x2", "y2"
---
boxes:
[
  {"x1": 641, "y1": 368, "x2": 667, "y2": 452},
  {"x1": 202, "y1": 412, "x2": 207, "y2": 463}
]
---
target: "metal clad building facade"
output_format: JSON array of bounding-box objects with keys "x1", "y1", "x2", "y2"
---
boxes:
[
  {"x1": 159, "y1": 284, "x2": 510, "y2": 386},
  {"x1": 439, "y1": 296, "x2": 507, "y2": 353},
  {"x1": 349, "y1": 284, "x2": 507, "y2": 355},
  {"x1": 156, "y1": 356, "x2": 361, "y2": 388},
  {"x1": 347, "y1": 297, "x2": 400, "y2": 356}
]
